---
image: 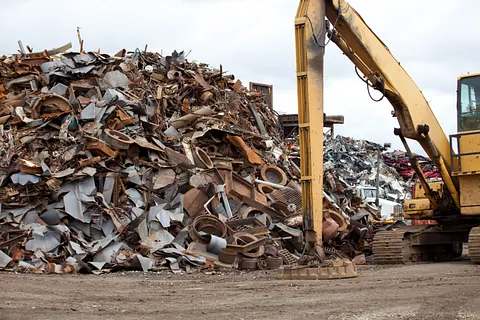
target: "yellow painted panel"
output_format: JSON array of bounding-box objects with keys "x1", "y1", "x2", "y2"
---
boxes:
[
  {"x1": 460, "y1": 206, "x2": 480, "y2": 215},
  {"x1": 295, "y1": 0, "x2": 326, "y2": 242},
  {"x1": 404, "y1": 210, "x2": 434, "y2": 219},
  {"x1": 404, "y1": 198, "x2": 430, "y2": 212},
  {"x1": 413, "y1": 181, "x2": 444, "y2": 199},
  {"x1": 457, "y1": 132, "x2": 480, "y2": 172},
  {"x1": 459, "y1": 175, "x2": 480, "y2": 211}
]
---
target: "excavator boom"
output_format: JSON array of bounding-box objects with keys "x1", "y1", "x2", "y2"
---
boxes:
[
  {"x1": 296, "y1": 0, "x2": 480, "y2": 264},
  {"x1": 294, "y1": 0, "x2": 326, "y2": 247},
  {"x1": 295, "y1": 0, "x2": 466, "y2": 246},
  {"x1": 324, "y1": 0, "x2": 460, "y2": 208},
  {"x1": 325, "y1": 1, "x2": 449, "y2": 158}
]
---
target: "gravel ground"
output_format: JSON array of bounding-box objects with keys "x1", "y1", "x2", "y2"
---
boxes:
[{"x1": 0, "y1": 261, "x2": 479, "y2": 320}]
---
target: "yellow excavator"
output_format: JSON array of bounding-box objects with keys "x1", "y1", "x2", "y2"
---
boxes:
[{"x1": 295, "y1": 0, "x2": 480, "y2": 264}]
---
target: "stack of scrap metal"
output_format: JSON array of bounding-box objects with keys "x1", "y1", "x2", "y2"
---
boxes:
[
  {"x1": 323, "y1": 135, "x2": 410, "y2": 203},
  {"x1": 0, "y1": 41, "x2": 441, "y2": 273},
  {"x1": 0, "y1": 42, "x2": 312, "y2": 274},
  {"x1": 313, "y1": 135, "x2": 441, "y2": 262},
  {"x1": 382, "y1": 151, "x2": 441, "y2": 180}
]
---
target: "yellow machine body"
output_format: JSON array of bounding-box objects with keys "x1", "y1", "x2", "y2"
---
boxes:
[
  {"x1": 295, "y1": 0, "x2": 326, "y2": 244},
  {"x1": 295, "y1": 1, "x2": 480, "y2": 254}
]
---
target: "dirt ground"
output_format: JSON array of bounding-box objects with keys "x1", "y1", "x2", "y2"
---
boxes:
[{"x1": 0, "y1": 261, "x2": 479, "y2": 320}]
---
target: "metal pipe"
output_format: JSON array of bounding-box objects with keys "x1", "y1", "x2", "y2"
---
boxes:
[
  {"x1": 215, "y1": 184, "x2": 233, "y2": 219},
  {"x1": 375, "y1": 148, "x2": 380, "y2": 207},
  {"x1": 290, "y1": 159, "x2": 301, "y2": 174},
  {"x1": 269, "y1": 236, "x2": 293, "y2": 241},
  {"x1": 396, "y1": 130, "x2": 437, "y2": 208},
  {"x1": 17, "y1": 40, "x2": 26, "y2": 56},
  {"x1": 323, "y1": 191, "x2": 350, "y2": 221},
  {"x1": 254, "y1": 179, "x2": 287, "y2": 190}
]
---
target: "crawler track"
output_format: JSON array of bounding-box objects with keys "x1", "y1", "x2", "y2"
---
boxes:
[
  {"x1": 468, "y1": 226, "x2": 480, "y2": 264},
  {"x1": 372, "y1": 230, "x2": 407, "y2": 264}
]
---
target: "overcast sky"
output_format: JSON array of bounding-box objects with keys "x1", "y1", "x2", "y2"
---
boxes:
[{"x1": 1, "y1": 0, "x2": 479, "y2": 154}]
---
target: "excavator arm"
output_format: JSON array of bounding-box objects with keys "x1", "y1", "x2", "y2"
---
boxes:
[
  {"x1": 295, "y1": 0, "x2": 459, "y2": 244},
  {"x1": 295, "y1": 0, "x2": 326, "y2": 247},
  {"x1": 324, "y1": 0, "x2": 459, "y2": 208}
]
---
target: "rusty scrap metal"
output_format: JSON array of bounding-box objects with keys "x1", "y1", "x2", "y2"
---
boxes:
[
  {"x1": 238, "y1": 257, "x2": 258, "y2": 270},
  {"x1": 104, "y1": 129, "x2": 135, "y2": 150},
  {"x1": 225, "y1": 217, "x2": 269, "y2": 236},
  {"x1": 193, "y1": 147, "x2": 213, "y2": 169},
  {"x1": 0, "y1": 38, "x2": 390, "y2": 276},
  {"x1": 260, "y1": 165, "x2": 288, "y2": 186},
  {"x1": 226, "y1": 135, "x2": 265, "y2": 165},
  {"x1": 189, "y1": 215, "x2": 227, "y2": 244},
  {"x1": 259, "y1": 256, "x2": 283, "y2": 270},
  {"x1": 228, "y1": 233, "x2": 266, "y2": 258},
  {"x1": 218, "y1": 248, "x2": 238, "y2": 265}
]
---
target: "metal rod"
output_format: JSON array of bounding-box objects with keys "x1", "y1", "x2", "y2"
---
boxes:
[
  {"x1": 254, "y1": 179, "x2": 287, "y2": 190},
  {"x1": 323, "y1": 191, "x2": 350, "y2": 221},
  {"x1": 375, "y1": 148, "x2": 380, "y2": 207},
  {"x1": 423, "y1": 132, "x2": 460, "y2": 208},
  {"x1": 290, "y1": 159, "x2": 301, "y2": 174},
  {"x1": 215, "y1": 184, "x2": 233, "y2": 219},
  {"x1": 17, "y1": 40, "x2": 26, "y2": 56},
  {"x1": 269, "y1": 236, "x2": 293, "y2": 241},
  {"x1": 397, "y1": 131, "x2": 436, "y2": 208}
]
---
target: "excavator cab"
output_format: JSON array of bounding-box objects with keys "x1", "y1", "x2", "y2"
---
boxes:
[
  {"x1": 448, "y1": 73, "x2": 480, "y2": 216},
  {"x1": 458, "y1": 74, "x2": 480, "y2": 132}
]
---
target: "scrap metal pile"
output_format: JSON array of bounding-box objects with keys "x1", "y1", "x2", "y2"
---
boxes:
[
  {"x1": 382, "y1": 151, "x2": 441, "y2": 180},
  {"x1": 323, "y1": 135, "x2": 410, "y2": 203},
  {"x1": 0, "y1": 41, "x2": 441, "y2": 274},
  {"x1": 0, "y1": 42, "x2": 320, "y2": 274},
  {"x1": 316, "y1": 135, "x2": 439, "y2": 261}
]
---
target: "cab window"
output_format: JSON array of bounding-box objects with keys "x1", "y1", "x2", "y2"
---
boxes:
[{"x1": 458, "y1": 76, "x2": 480, "y2": 131}]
